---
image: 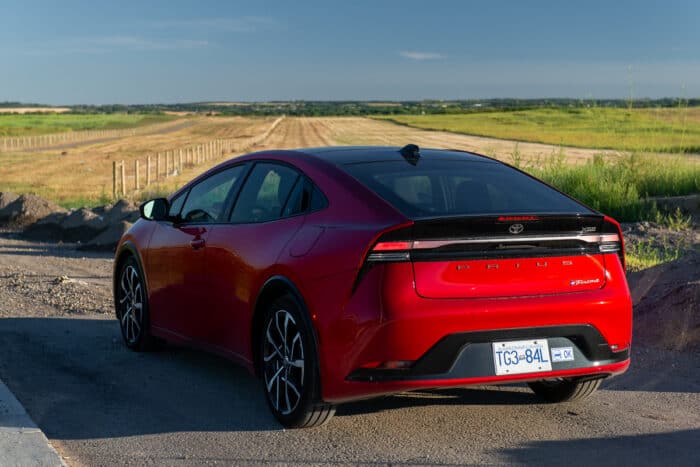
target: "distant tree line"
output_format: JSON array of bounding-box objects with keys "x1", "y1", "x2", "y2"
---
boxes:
[
  {"x1": 0, "y1": 101, "x2": 44, "y2": 108},
  {"x1": 3, "y1": 98, "x2": 700, "y2": 116}
]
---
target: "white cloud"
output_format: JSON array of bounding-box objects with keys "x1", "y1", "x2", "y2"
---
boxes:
[{"x1": 400, "y1": 51, "x2": 446, "y2": 61}]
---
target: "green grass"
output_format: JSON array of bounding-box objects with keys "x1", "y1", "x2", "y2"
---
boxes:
[
  {"x1": 377, "y1": 107, "x2": 700, "y2": 153},
  {"x1": 0, "y1": 113, "x2": 175, "y2": 137},
  {"x1": 519, "y1": 153, "x2": 700, "y2": 221},
  {"x1": 625, "y1": 237, "x2": 688, "y2": 272}
]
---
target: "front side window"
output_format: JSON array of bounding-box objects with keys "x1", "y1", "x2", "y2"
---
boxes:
[
  {"x1": 230, "y1": 163, "x2": 301, "y2": 223},
  {"x1": 168, "y1": 190, "x2": 187, "y2": 218},
  {"x1": 181, "y1": 165, "x2": 245, "y2": 223}
]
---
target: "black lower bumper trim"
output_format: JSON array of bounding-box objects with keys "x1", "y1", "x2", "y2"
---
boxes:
[{"x1": 347, "y1": 325, "x2": 629, "y2": 382}]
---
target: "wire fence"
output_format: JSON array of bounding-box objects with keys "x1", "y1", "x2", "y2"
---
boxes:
[
  {"x1": 110, "y1": 116, "x2": 284, "y2": 198},
  {"x1": 0, "y1": 120, "x2": 184, "y2": 153}
]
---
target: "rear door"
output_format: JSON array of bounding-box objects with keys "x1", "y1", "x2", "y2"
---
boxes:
[{"x1": 204, "y1": 162, "x2": 313, "y2": 358}]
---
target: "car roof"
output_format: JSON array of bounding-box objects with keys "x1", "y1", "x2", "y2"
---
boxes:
[{"x1": 301, "y1": 146, "x2": 497, "y2": 165}]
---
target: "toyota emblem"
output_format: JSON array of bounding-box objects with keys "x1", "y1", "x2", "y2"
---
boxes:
[{"x1": 509, "y1": 223, "x2": 524, "y2": 234}]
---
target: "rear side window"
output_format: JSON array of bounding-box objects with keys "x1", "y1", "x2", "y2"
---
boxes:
[
  {"x1": 230, "y1": 163, "x2": 301, "y2": 223},
  {"x1": 343, "y1": 160, "x2": 591, "y2": 218},
  {"x1": 283, "y1": 178, "x2": 328, "y2": 217}
]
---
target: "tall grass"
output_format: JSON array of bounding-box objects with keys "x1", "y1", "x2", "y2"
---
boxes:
[{"x1": 519, "y1": 153, "x2": 700, "y2": 221}]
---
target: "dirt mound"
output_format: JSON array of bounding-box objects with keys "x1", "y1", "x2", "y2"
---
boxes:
[
  {"x1": 0, "y1": 194, "x2": 139, "y2": 250},
  {"x1": 0, "y1": 194, "x2": 67, "y2": 228},
  {"x1": 0, "y1": 192, "x2": 19, "y2": 210},
  {"x1": 78, "y1": 220, "x2": 133, "y2": 251},
  {"x1": 628, "y1": 250, "x2": 700, "y2": 351},
  {"x1": 104, "y1": 199, "x2": 139, "y2": 224}
]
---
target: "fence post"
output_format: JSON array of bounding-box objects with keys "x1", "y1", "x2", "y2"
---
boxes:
[
  {"x1": 135, "y1": 160, "x2": 140, "y2": 191},
  {"x1": 179, "y1": 149, "x2": 183, "y2": 172},
  {"x1": 120, "y1": 161, "x2": 126, "y2": 197},
  {"x1": 147, "y1": 155, "x2": 151, "y2": 186},
  {"x1": 112, "y1": 161, "x2": 117, "y2": 199},
  {"x1": 157, "y1": 153, "x2": 161, "y2": 179}
]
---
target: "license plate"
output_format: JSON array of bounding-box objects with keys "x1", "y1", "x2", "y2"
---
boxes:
[{"x1": 492, "y1": 339, "x2": 552, "y2": 376}]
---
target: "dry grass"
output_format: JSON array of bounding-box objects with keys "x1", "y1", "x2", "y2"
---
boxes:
[
  {"x1": 0, "y1": 107, "x2": 71, "y2": 114},
  {"x1": 1, "y1": 116, "x2": 698, "y2": 209},
  {"x1": 0, "y1": 116, "x2": 277, "y2": 205}
]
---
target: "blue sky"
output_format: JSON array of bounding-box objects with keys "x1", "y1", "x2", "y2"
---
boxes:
[{"x1": 1, "y1": 0, "x2": 698, "y2": 104}]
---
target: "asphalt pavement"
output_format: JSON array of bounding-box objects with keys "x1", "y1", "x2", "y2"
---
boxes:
[{"x1": 0, "y1": 315, "x2": 697, "y2": 466}]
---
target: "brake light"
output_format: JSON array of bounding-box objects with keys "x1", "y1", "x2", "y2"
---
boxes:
[
  {"x1": 366, "y1": 243, "x2": 411, "y2": 262},
  {"x1": 362, "y1": 224, "x2": 414, "y2": 264},
  {"x1": 602, "y1": 216, "x2": 625, "y2": 271},
  {"x1": 372, "y1": 241, "x2": 413, "y2": 252},
  {"x1": 497, "y1": 215, "x2": 541, "y2": 221}
]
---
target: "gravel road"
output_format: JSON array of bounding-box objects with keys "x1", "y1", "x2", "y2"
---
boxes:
[{"x1": 0, "y1": 233, "x2": 698, "y2": 466}]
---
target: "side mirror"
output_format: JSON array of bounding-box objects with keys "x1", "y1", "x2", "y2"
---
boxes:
[{"x1": 139, "y1": 198, "x2": 170, "y2": 221}]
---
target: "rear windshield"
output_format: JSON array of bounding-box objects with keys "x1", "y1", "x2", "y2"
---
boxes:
[{"x1": 343, "y1": 160, "x2": 592, "y2": 218}]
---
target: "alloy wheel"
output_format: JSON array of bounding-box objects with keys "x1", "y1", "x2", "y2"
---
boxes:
[
  {"x1": 118, "y1": 264, "x2": 144, "y2": 345},
  {"x1": 263, "y1": 309, "x2": 305, "y2": 415}
]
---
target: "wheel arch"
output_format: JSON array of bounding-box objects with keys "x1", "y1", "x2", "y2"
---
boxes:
[{"x1": 251, "y1": 275, "x2": 320, "y2": 378}]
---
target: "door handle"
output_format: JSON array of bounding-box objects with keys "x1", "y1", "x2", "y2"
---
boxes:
[{"x1": 190, "y1": 238, "x2": 206, "y2": 250}]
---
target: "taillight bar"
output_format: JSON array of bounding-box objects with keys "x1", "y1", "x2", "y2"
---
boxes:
[
  {"x1": 366, "y1": 233, "x2": 623, "y2": 263},
  {"x1": 603, "y1": 216, "x2": 626, "y2": 271},
  {"x1": 411, "y1": 234, "x2": 621, "y2": 250},
  {"x1": 372, "y1": 241, "x2": 413, "y2": 251}
]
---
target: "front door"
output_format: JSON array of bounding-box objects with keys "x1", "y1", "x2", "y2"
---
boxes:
[{"x1": 146, "y1": 164, "x2": 247, "y2": 340}]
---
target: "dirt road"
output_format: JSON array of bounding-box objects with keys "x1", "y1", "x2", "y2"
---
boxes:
[
  {"x1": 0, "y1": 233, "x2": 697, "y2": 466},
  {"x1": 243, "y1": 116, "x2": 619, "y2": 164}
]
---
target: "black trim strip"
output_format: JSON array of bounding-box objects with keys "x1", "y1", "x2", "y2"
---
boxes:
[{"x1": 347, "y1": 325, "x2": 629, "y2": 382}]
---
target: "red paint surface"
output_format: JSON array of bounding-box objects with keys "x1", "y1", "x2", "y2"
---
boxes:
[{"x1": 116, "y1": 150, "x2": 633, "y2": 404}]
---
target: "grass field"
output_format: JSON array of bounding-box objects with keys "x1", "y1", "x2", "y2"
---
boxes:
[
  {"x1": 0, "y1": 115, "x2": 698, "y2": 218},
  {"x1": 377, "y1": 107, "x2": 700, "y2": 153},
  {"x1": 0, "y1": 116, "x2": 278, "y2": 206},
  {"x1": 0, "y1": 113, "x2": 175, "y2": 137}
]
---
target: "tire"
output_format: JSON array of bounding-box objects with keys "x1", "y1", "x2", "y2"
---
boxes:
[
  {"x1": 115, "y1": 256, "x2": 155, "y2": 351},
  {"x1": 528, "y1": 378, "x2": 603, "y2": 403},
  {"x1": 259, "y1": 294, "x2": 335, "y2": 428}
]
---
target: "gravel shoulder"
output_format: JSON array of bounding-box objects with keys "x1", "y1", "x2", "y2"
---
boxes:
[
  {"x1": 0, "y1": 233, "x2": 697, "y2": 466},
  {"x1": 0, "y1": 233, "x2": 113, "y2": 318}
]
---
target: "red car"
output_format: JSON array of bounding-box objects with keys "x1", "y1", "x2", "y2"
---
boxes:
[{"x1": 114, "y1": 145, "x2": 632, "y2": 428}]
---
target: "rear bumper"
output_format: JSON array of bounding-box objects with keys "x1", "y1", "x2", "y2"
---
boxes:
[
  {"x1": 347, "y1": 325, "x2": 629, "y2": 382},
  {"x1": 330, "y1": 359, "x2": 629, "y2": 404},
  {"x1": 326, "y1": 324, "x2": 630, "y2": 403},
  {"x1": 311, "y1": 257, "x2": 632, "y2": 403}
]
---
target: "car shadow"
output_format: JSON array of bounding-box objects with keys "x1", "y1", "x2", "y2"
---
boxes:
[
  {"x1": 497, "y1": 429, "x2": 700, "y2": 466},
  {"x1": 337, "y1": 386, "x2": 536, "y2": 417},
  {"x1": 0, "y1": 317, "x2": 280, "y2": 439}
]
